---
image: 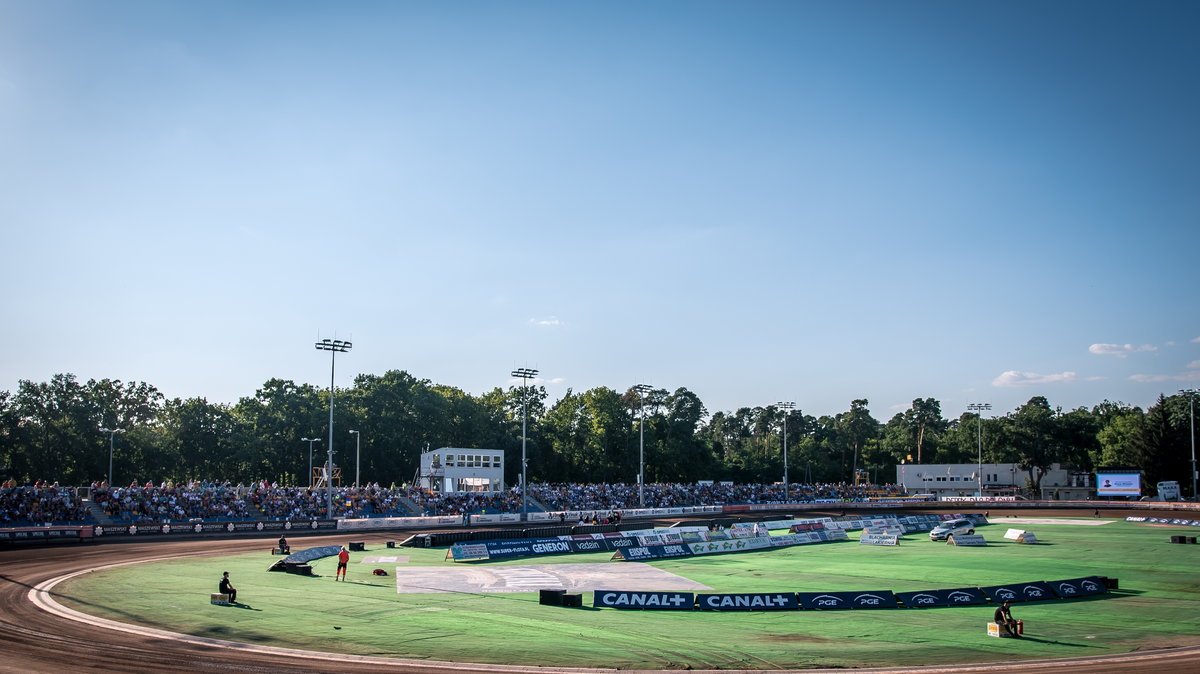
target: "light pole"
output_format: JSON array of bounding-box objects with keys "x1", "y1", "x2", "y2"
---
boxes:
[
  {"x1": 99, "y1": 427, "x2": 125, "y2": 487},
  {"x1": 302, "y1": 437, "x2": 322, "y2": 487},
  {"x1": 349, "y1": 430, "x2": 361, "y2": 488},
  {"x1": 634, "y1": 384, "x2": 653, "y2": 508},
  {"x1": 778, "y1": 402, "x2": 795, "y2": 500},
  {"x1": 1181, "y1": 389, "x2": 1198, "y2": 499},
  {"x1": 967, "y1": 403, "x2": 991, "y2": 498},
  {"x1": 511, "y1": 367, "x2": 538, "y2": 520},
  {"x1": 316, "y1": 338, "x2": 352, "y2": 520}
]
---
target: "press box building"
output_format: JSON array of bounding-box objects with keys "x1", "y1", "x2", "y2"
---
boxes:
[{"x1": 418, "y1": 447, "x2": 505, "y2": 493}]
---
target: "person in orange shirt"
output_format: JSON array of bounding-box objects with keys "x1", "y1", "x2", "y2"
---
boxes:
[{"x1": 336, "y1": 546, "x2": 350, "y2": 581}]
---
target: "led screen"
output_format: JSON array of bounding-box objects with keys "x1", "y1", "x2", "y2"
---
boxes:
[{"x1": 1096, "y1": 472, "x2": 1141, "y2": 497}]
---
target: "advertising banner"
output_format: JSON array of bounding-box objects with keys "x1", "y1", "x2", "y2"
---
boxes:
[
  {"x1": 1050, "y1": 577, "x2": 1107, "y2": 598},
  {"x1": 845, "y1": 590, "x2": 898, "y2": 608},
  {"x1": 452, "y1": 537, "x2": 576, "y2": 561},
  {"x1": 795, "y1": 592, "x2": 857, "y2": 610},
  {"x1": 0, "y1": 526, "x2": 88, "y2": 541},
  {"x1": 1096, "y1": 472, "x2": 1141, "y2": 497},
  {"x1": 980, "y1": 581, "x2": 1056, "y2": 602},
  {"x1": 689, "y1": 539, "x2": 757, "y2": 555},
  {"x1": 859, "y1": 533, "x2": 898, "y2": 546},
  {"x1": 617, "y1": 544, "x2": 694, "y2": 561},
  {"x1": 696, "y1": 593, "x2": 799, "y2": 611},
  {"x1": 594, "y1": 590, "x2": 695, "y2": 610},
  {"x1": 896, "y1": 588, "x2": 985, "y2": 607}
]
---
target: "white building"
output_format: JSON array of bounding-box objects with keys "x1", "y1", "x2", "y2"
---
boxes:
[
  {"x1": 418, "y1": 447, "x2": 505, "y2": 493},
  {"x1": 895, "y1": 462, "x2": 1093, "y2": 500}
]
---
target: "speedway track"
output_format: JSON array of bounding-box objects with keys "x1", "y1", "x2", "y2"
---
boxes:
[{"x1": 2, "y1": 509, "x2": 1199, "y2": 674}]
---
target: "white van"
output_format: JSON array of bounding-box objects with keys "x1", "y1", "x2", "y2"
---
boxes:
[{"x1": 1157, "y1": 481, "x2": 1181, "y2": 501}]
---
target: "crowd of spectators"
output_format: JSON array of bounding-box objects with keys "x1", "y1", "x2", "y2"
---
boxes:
[
  {"x1": 248, "y1": 482, "x2": 410, "y2": 520},
  {"x1": 401, "y1": 487, "x2": 525, "y2": 516},
  {"x1": 0, "y1": 484, "x2": 91, "y2": 524},
  {"x1": 528, "y1": 481, "x2": 905, "y2": 511},
  {"x1": 92, "y1": 481, "x2": 254, "y2": 524},
  {"x1": 1, "y1": 479, "x2": 907, "y2": 525}
]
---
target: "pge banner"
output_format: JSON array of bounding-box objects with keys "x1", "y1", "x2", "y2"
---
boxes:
[
  {"x1": 896, "y1": 588, "x2": 985, "y2": 608},
  {"x1": 844, "y1": 590, "x2": 897, "y2": 609},
  {"x1": 594, "y1": 590, "x2": 695, "y2": 610},
  {"x1": 797, "y1": 591, "x2": 895, "y2": 609},
  {"x1": 1050, "y1": 577, "x2": 1107, "y2": 598},
  {"x1": 696, "y1": 593, "x2": 799, "y2": 611},
  {"x1": 980, "y1": 581, "x2": 1056, "y2": 602},
  {"x1": 796, "y1": 592, "x2": 857, "y2": 610}
]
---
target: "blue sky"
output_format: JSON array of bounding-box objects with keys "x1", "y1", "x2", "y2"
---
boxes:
[{"x1": 1, "y1": 1, "x2": 1197, "y2": 421}]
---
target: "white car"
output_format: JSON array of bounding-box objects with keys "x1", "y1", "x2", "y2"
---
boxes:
[{"x1": 929, "y1": 518, "x2": 975, "y2": 541}]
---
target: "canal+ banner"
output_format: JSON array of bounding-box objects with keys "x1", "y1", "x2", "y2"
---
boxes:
[
  {"x1": 594, "y1": 590, "x2": 695, "y2": 610},
  {"x1": 696, "y1": 593, "x2": 798, "y2": 611}
]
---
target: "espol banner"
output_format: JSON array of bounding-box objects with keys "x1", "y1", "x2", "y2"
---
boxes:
[{"x1": 616, "y1": 543, "x2": 694, "y2": 561}]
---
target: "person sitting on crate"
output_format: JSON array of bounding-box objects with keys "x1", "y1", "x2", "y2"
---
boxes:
[
  {"x1": 277, "y1": 535, "x2": 290, "y2": 555},
  {"x1": 218, "y1": 571, "x2": 237, "y2": 604},
  {"x1": 994, "y1": 600, "x2": 1020, "y2": 638}
]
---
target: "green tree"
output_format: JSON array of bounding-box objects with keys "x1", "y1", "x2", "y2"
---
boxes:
[
  {"x1": 836, "y1": 399, "x2": 879, "y2": 482},
  {"x1": 1009, "y1": 396, "x2": 1060, "y2": 493},
  {"x1": 1096, "y1": 411, "x2": 1147, "y2": 468}
]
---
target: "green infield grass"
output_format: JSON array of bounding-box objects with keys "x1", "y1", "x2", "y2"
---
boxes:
[{"x1": 55, "y1": 519, "x2": 1200, "y2": 670}]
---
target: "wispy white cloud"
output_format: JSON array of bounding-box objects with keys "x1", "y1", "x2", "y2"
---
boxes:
[
  {"x1": 1086, "y1": 376, "x2": 1107, "y2": 381},
  {"x1": 529, "y1": 317, "x2": 563, "y2": 327},
  {"x1": 1089, "y1": 343, "x2": 1157, "y2": 358},
  {"x1": 1192, "y1": 336, "x2": 1200, "y2": 343},
  {"x1": 1130, "y1": 371, "x2": 1200, "y2": 383},
  {"x1": 992, "y1": 371, "x2": 1078, "y2": 387},
  {"x1": 1189, "y1": 361, "x2": 1200, "y2": 370}
]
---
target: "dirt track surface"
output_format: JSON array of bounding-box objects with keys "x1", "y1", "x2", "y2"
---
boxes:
[{"x1": 3, "y1": 509, "x2": 1199, "y2": 674}]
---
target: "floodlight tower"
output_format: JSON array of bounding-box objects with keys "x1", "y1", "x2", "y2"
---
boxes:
[
  {"x1": 967, "y1": 403, "x2": 991, "y2": 498},
  {"x1": 778, "y1": 402, "x2": 795, "y2": 500},
  {"x1": 316, "y1": 338, "x2": 352, "y2": 519},
  {"x1": 511, "y1": 367, "x2": 539, "y2": 520},
  {"x1": 302, "y1": 437, "x2": 321, "y2": 486},
  {"x1": 633, "y1": 384, "x2": 653, "y2": 508},
  {"x1": 100, "y1": 427, "x2": 125, "y2": 487}
]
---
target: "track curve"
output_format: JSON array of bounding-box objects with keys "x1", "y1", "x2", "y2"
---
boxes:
[{"x1": 3, "y1": 511, "x2": 1199, "y2": 674}]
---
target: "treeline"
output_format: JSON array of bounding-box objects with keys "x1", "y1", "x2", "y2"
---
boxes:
[{"x1": 0, "y1": 372, "x2": 1194, "y2": 495}]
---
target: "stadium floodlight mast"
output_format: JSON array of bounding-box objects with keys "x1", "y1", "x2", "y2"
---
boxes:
[
  {"x1": 511, "y1": 367, "x2": 539, "y2": 520},
  {"x1": 967, "y1": 403, "x2": 991, "y2": 498},
  {"x1": 634, "y1": 384, "x2": 653, "y2": 508},
  {"x1": 316, "y1": 338, "x2": 352, "y2": 520},
  {"x1": 777, "y1": 402, "x2": 795, "y2": 500},
  {"x1": 99, "y1": 427, "x2": 125, "y2": 487},
  {"x1": 1181, "y1": 389, "x2": 1198, "y2": 499},
  {"x1": 302, "y1": 437, "x2": 321, "y2": 486},
  {"x1": 349, "y1": 430, "x2": 360, "y2": 488}
]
